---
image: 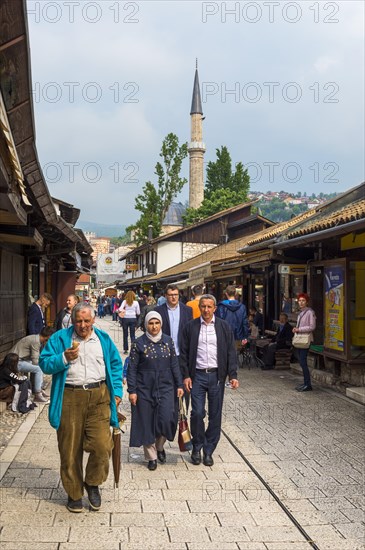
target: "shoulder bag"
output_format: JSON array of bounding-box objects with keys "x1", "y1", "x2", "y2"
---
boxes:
[{"x1": 292, "y1": 312, "x2": 311, "y2": 349}]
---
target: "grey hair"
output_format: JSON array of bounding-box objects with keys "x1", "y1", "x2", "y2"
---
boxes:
[
  {"x1": 199, "y1": 294, "x2": 217, "y2": 306},
  {"x1": 71, "y1": 302, "x2": 96, "y2": 322}
]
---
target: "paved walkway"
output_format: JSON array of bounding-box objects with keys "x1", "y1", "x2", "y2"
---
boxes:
[{"x1": 0, "y1": 317, "x2": 364, "y2": 549}]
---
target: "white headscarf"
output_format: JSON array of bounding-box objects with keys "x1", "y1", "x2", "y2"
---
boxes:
[{"x1": 144, "y1": 311, "x2": 163, "y2": 343}]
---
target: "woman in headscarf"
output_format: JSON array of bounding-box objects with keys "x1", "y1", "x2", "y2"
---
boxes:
[{"x1": 127, "y1": 311, "x2": 184, "y2": 470}]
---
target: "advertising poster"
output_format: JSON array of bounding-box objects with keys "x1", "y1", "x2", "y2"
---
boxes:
[{"x1": 324, "y1": 266, "x2": 344, "y2": 352}]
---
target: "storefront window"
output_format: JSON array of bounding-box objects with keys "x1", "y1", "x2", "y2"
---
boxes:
[
  {"x1": 349, "y1": 261, "x2": 365, "y2": 359},
  {"x1": 280, "y1": 274, "x2": 304, "y2": 321}
]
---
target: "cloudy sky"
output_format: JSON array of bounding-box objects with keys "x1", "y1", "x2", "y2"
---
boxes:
[{"x1": 27, "y1": 0, "x2": 364, "y2": 226}]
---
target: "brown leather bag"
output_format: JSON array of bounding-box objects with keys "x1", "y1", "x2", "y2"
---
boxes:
[{"x1": 178, "y1": 397, "x2": 193, "y2": 452}]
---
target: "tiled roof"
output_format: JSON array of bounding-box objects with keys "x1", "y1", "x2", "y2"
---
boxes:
[
  {"x1": 242, "y1": 209, "x2": 316, "y2": 247},
  {"x1": 146, "y1": 231, "x2": 262, "y2": 281},
  {"x1": 286, "y1": 198, "x2": 365, "y2": 239}
]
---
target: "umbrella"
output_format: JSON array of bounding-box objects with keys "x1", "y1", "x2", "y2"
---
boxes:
[{"x1": 112, "y1": 427, "x2": 122, "y2": 489}]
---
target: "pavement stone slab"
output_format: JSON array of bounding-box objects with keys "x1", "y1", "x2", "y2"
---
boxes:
[
  {"x1": 236, "y1": 544, "x2": 267, "y2": 550},
  {"x1": 54, "y1": 511, "x2": 111, "y2": 525},
  {"x1": 163, "y1": 511, "x2": 219, "y2": 527},
  {"x1": 59, "y1": 544, "x2": 120, "y2": 550},
  {"x1": 244, "y1": 524, "x2": 307, "y2": 543},
  {"x1": 206, "y1": 526, "x2": 251, "y2": 543},
  {"x1": 168, "y1": 525, "x2": 210, "y2": 543},
  {"x1": 124, "y1": 545, "x2": 186, "y2": 550},
  {"x1": 111, "y1": 512, "x2": 165, "y2": 527},
  {"x1": 0, "y1": 545, "x2": 58, "y2": 550},
  {"x1": 0, "y1": 511, "x2": 55, "y2": 526},
  {"x1": 68, "y1": 526, "x2": 128, "y2": 543},
  {"x1": 216, "y1": 512, "x2": 257, "y2": 527},
  {"x1": 142, "y1": 500, "x2": 189, "y2": 513},
  {"x1": 1, "y1": 525, "x2": 69, "y2": 542},
  {"x1": 188, "y1": 544, "x2": 239, "y2": 550},
  {"x1": 128, "y1": 526, "x2": 170, "y2": 543}
]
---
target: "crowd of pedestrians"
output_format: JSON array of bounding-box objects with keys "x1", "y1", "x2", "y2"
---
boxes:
[{"x1": 0, "y1": 283, "x2": 316, "y2": 513}]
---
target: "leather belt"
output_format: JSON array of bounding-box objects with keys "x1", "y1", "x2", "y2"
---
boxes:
[
  {"x1": 197, "y1": 368, "x2": 217, "y2": 373},
  {"x1": 64, "y1": 380, "x2": 106, "y2": 390}
]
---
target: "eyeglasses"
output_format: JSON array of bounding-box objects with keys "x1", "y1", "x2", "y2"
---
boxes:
[{"x1": 166, "y1": 293, "x2": 179, "y2": 297}]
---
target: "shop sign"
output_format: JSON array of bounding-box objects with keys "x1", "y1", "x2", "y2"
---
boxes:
[
  {"x1": 126, "y1": 263, "x2": 138, "y2": 271},
  {"x1": 324, "y1": 266, "x2": 344, "y2": 352},
  {"x1": 189, "y1": 262, "x2": 211, "y2": 285},
  {"x1": 278, "y1": 264, "x2": 307, "y2": 275}
]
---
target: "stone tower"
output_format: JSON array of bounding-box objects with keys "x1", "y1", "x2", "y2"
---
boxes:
[{"x1": 188, "y1": 62, "x2": 206, "y2": 209}]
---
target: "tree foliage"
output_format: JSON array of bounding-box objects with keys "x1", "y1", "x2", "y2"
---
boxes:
[
  {"x1": 257, "y1": 197, "x2": 308, "y2": 222},
  {"x1": 127, "y1": 133, "x2": 188, "y2": 244},
  {"x1": 183, "y1": 146, "x2": 250, "y2": 225}
]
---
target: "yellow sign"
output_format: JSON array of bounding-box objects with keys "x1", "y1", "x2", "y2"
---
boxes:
[
  {"x1": 126, "y1": 263, "x2": 138, "y2": 271},
  {"x1": 341, "y1": 231, "x2": 365, "y2": 251}
]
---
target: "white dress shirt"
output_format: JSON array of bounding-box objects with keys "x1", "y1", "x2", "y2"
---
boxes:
[
  {"x1": 167, "y1": 303, "x2": 181, "y2": 355},
  {"x1": 196, "y1": 315, "x2": 218, "y2": 370}
]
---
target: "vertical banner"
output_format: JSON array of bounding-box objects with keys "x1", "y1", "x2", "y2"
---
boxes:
[{"x1": 324, "y1": 266, "x2": 344, "y2": 352}]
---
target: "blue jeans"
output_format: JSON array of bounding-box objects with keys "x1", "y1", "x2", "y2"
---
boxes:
[
  {"x1": 18, "y1": 360, "x2": 43, "y2": 393},
  {"x1": 190, "y1": 370, "x2": 225, "y2": 456},
  {"x1": 122, "y1": 319, "x2": 137, "y2": 352},
  {"x1": 298, "y1": 348, "x2": 311, "y2": 386}
]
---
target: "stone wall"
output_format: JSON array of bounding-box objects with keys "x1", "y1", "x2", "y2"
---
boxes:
[{"x1": 182, "y1": 242, "x2": 216, "y2": 263}]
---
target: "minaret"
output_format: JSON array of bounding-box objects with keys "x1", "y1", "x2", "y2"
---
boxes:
[{"x1": 188, "y1": 61, "x2": 206, "y2": 210}]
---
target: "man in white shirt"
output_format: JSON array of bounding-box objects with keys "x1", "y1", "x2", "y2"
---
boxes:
[{"x1": 180, "y1": 295, "x2": 238, "y2": 466}]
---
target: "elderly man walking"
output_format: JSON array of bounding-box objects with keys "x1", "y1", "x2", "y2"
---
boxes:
[
  {"x1": 40, "y1": 302, "x2": 123, "y2": 513},
  {"x1": 180, "y1": 294, "x2": 239, "y2": 467}
]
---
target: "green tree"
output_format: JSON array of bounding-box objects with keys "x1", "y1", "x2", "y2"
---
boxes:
[
  {"x1": 128, "y1": 133, "x2": 188, "y2": 244},
  {"x1": 184, "y1": 146, "x2": 250, "y2": 224}
]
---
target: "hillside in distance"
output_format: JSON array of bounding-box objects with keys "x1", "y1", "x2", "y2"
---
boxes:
[{"x1": 76, "y1": 220, "x2": 126, "y2": 238}]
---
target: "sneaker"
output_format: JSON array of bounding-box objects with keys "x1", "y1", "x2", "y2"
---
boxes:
[
  {"x1": 41, "y1": 390, "x2": 50, "y2": 398},
  {"x1": 34, "y1": 392, "x2": 50, "y2": 403},
  {"x1": 84, "y1": 483, "x2": 101, "y2": 511},
  {"x1": 67, "y1": 497, "x2": 83, "y2": 513}
]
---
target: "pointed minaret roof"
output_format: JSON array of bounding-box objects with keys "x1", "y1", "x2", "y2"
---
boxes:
[{"x1": 190, "y1": 61, "x2": 203, "y2": 115}]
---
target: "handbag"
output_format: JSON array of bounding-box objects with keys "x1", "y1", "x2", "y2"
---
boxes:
[
  {"x1": 178, "y1": 397, "x2": 193, "y2": 452},
  {"x1": 292, "y1": 332, "x2": 311, "y2": 349},
  {"x1": 118, "y1": 307, "x2": 126, "y2": 319}
]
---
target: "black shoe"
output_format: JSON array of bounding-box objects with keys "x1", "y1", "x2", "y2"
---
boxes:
[
  {"x1": 191, "y1": 450, "x2": 201, "y2": 465},
  {"x1": 66, "y1": 497, "x2": 83, "y2": 513},
  {"x1": 296, "y1": 385, "x2": 313, "y2": 392},
  {"x1": 203, "y1": 453, "x2": 214, "y2": 467},
  {"x1": 84, "y1": 483, "x2": 101, "y2": 511},
  {"x1": 157, "y1": 449, "x2": 166, "y2": 463},
  {"x1": 148, "y1": 460, "x2": 157, "y2": 471}
]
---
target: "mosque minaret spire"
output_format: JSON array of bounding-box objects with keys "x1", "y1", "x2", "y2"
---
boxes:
[{"x1": 188, "y1": 60, "x2": 206, "y2": 209}]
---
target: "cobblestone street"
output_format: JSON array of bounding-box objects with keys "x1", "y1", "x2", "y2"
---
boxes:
[{"x1": 0, "y1": 318, "x2": 364, "y2": 549}]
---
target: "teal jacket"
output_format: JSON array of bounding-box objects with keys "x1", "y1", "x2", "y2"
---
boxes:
[{"x1": 39, "y1": 326, "x2": 123, "y2": 430}]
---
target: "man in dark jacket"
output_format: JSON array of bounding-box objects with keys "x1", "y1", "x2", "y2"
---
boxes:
[
  {"x1": 180, "y1": 294, "x2": 238, "y2": 467},
  {"x1": 262, "y1": 312, "x2": 293, "y2": 370},
  {"x1": 154, "y1": 284, "x2": 193, "y2": 357},
  {"x1": 27, "y1": 293, "x2": 53, "y2": 335},
  {"x1": 216, "y1": 286, "x2": 249, "y2": 345},
  {"x1": 54, "y1": 295, "x2": 79, "y2": 331}
]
